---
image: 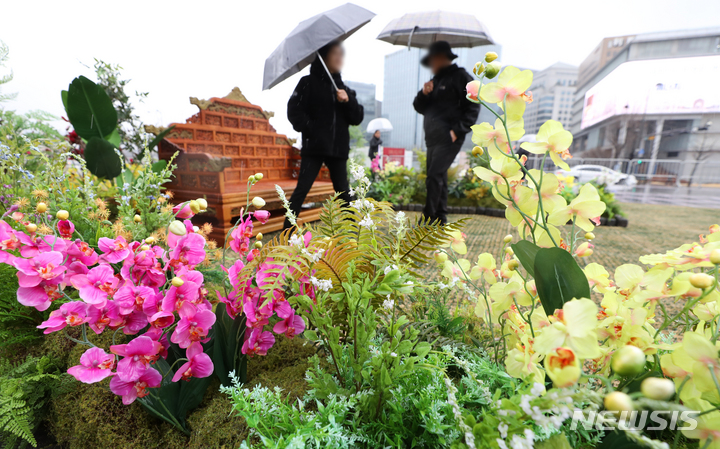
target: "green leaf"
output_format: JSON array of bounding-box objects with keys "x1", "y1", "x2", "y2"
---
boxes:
[
  {"x1": 61, "y1": 90, "x2": 68, "y2": 112},
  {"x1": 414, "y1": 342, "x2": 431, "y2": 358},
  {"x1": 533, "y1": 247, "x2": 591, "y2": 315},
  {"x1": 211, "y1": 304, "x2": 248, "y2": 387},
  {"x1": 303, "y1": 329, "x2": 319, "y2": 341},
  {"x1": 66, "y1": 75, "x2": 117, "y2": 140},
  {"x1": 148, "y1": 125, "x2": 176, "y2": 150},
  {"x1": 535, "y1": 433, "x2": 572, "y2": 449},
  {"x1": 84, "y1": 137, "x2": 122, "y2": 179},
  {"x1": 151, "y1": 160, "x2": 167, "y2": 174},
  {"x1": 511, "y1": 240, "x2": 541, "y2": 278},
  {"x1": 105, "y1": 128, "x2": 121, "y2": 148}
]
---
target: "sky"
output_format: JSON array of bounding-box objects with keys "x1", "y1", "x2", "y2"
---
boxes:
[{"x1": 2, "y1": 0, "x2": 719, "y2": 141}]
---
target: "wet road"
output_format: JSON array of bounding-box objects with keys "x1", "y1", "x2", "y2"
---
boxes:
[{"x1": 612, "y1": 185, "x2": 720, "y2": 209}]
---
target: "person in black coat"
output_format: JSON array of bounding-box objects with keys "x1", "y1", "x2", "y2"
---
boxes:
[
  {"x1": 413, "y1": 41, "x2": 480, "y2": 225},
  {"x1": 368, "y1": 130, "x2": 382, "y2": 162},
  {"x1": 284, "y1": 41, "x2": 364, "y2": 229}
]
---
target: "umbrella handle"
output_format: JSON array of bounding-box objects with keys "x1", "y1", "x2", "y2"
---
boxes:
[
  {"x1": 407, "y1": 26, "x2": 419, "y2": 50},
  {"x1": 316, "y1": 51, "x2": 339, "y2": 91}
]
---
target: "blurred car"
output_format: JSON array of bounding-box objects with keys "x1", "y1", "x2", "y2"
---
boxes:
[{"x1": 556, "y1": 165, "x2": 637, "y2": 191}]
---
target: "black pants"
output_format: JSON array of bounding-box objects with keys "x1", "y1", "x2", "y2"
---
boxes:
[
  {"x1": 424, "y1": 139, "x2": 463, "y2": 225},
  {"x1": 283, "y1": 155, "x2": 352, "y2": 229}
]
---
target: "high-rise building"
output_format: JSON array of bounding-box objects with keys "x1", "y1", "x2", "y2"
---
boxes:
[
  {"x1": 345, "y1": 81, "x2": 378, "y2": 136},
  {"x1": 569, "y1": 26, "x2": 720, "y2": 169},
  {"x1": 524, "y1": 62, "x2": 578, "y2": 135},
  {"x1": 382, "y1": 44, "x2": 502, "y2": 152}
]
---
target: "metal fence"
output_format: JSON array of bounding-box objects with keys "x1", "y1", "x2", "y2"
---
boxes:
[{"x1": 524, "y1": 156, "x2": 720, "y2": 185}]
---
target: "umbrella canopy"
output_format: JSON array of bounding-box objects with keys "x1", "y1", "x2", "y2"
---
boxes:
[
  {"x1": 263, "y1": 3, "x2": 375, "y2": 90},
  {"x1": 366, "y1": 117, "x2": 393, "y2": 133},
  {"x1": 377, "y1": 10, "x2": 494, "y2": 48}
]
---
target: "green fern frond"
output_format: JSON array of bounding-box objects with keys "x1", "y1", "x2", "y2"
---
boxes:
[{"x1": 392, "y1": 217, "x2": 468, "y2": 275}]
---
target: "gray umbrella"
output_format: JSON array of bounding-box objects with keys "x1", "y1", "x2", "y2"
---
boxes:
[
  {"x1": 377, "y1": 10, "x2": 494, "y2": 48},
  {"x1": 262, "y1": 3, "x2": 375, "y2": 90}
]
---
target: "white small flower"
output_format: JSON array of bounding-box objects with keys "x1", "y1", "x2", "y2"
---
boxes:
[
  {"x1": 395, "y1": 211, "x2": 406, "y2": 222},
  {"x1": 310, "y1": 276, "x2": 332, "y2": 292},
  {"x1": 390, "y1": 352, "x2": 397, "y2": 357},
  {"x1": 383, "y1": 264, "x2": 398, "y2": 275},
  {"x1": 382, "y1": 298, "x2": 395, "y2": 310},
  {"x1": 359, "y1": 214, "x2": 374, "y2": 229},
  {"x1": 498, "y1": 423, "x2": 508, "y2": 439}
]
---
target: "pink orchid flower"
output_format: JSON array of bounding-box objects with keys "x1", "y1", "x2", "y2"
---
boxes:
[
  {"x1": 17, "y1": 234, "x2": 68, "y2": 258},
  {"x1": 171, "y1": 308, "x2": 216, "y2": 348},
  {"x1": 161, "y1": 279, "x2": 200, "y2": 316},
  {"x1": 113, "y1": 310, "x2": 149, "y2": 335},
  {"x1": 253, "y1": 210, "x2": 270, "y2": 224},
  {"x1": 57, "y1": 219, "x2": 75, "y2": 239},
  {"x1": 67, "y1": 347, "x2": 115, "y2": 383},
  {"x1": 37, "y1": 301, "x2": 89, "y2": 334},
  {"x1": 109, "y1": 367, "x2": 161, "y2": 404},
  {"x1": 14, "y1": 251, "x2": 66, "y2": 288},
  {"x1": 67, "y1": 240, "x2": 99, "y2": 266},
  {"x1": 172, "y1": 202, "x2": 195, "y2": 219},
  {"x1": 273, "y1": 313, "x2": 305, "y2": 338},
  {"x1": 243, "y1": 297, "x2": 270, "y2": 329},
  {"x1": 242, "y1": 328, "x2": 275, "y2": 357},
  {"x1": 98, "y1": 236, "x2": 131, "y2": 263},
  {"x1": 0, "y1": 220, "x2": 22, "y2": 257},
  {"x1": 169, "y1": 233, "x2": 205, "y2": 268},
  {"x1": 229, "y1": 217, "x2": 253, "y2": 254},
  {"x1": 172, "y1": 341, "x2": 213, "y2": 382},
  {"x1": 17, "y1": 282, "x2": 64, "y2": 311},
  {"x1": 73, "y1": 265, "x2": 119, "y2": 306},
  {"x1": 148, "y1": 310, "x2": 175, "y2": 331},
  {"x1": 114, "y1": 284, "x2": 157, "y2": 314},
  {"x1": 87, "y1": 301, "x2": 122, "y2": 334},
  {"x1": 167, "y1": 219, "x2": 194, "y2": 248},
  {"x1": 110, "y1": 336, "x2": 163, "y2": 381}
]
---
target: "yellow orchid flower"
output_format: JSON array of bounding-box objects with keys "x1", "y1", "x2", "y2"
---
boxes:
[
  {"x1": 545, "y1": 347, "x2": 582, "y2": 388},
  {"x1": 470, "y1": 253, "x2": 497, "y2": 285},
  {"x1": 506, "y1": 337, "x2": 544, "y2": 382},
  {"x1": 441, "y1": 259, "x2": 471, "y2": 280},
  {"x1": 473, "y1": 155, "x2": 523, "y2": 186},
  {"x1": 504, "y1": 185, "x2": 538, "y2": 227},
  {"x1": 584, "y1": 263, "x2": 613, "y2": 293},
  {"x1": 471, "y1": 117, "x2": 525, "y2": 158},
  {"x1": 441, "y1": 230, "x2": 467, "y2": 255},
  {"x1": 479, "y1": 66, "x2": 534, "y2": 119},
  {"x1": 520, "y1": 120, "x2": 573, "y2": 171},
  {"x1": 548, "y1": 184, "x2": 606, "y2": 232},
  {"x1": 533, "y1": 298, "x2": 601, "y2": 359},
  {"x1": 526, "y1": 169, "x2": 567, "y2": 214},
  {"x1": 682, "y1": 398, "x2": 720, "y2": 449},
  {"x1": 672, "y1": 331, "x2": 720, "y2": 394}
]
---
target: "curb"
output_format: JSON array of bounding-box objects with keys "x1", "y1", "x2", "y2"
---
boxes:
[{"x1": 391, "y1": 204, "x2": 629, "y2": 228}]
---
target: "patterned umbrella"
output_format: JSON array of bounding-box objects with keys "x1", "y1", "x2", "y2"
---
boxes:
[
  {"x1": 263, "y1": 3, "x2": 375, "y2": 90},
  {"x1": 376, "y1": 10, "x2": 494, "y2": 48}
]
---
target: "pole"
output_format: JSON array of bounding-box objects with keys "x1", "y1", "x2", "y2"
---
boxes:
[{"x1": 316, "y1": 51, "x2": 338, "y2": 91}]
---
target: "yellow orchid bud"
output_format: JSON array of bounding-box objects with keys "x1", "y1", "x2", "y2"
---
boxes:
[
  {"x1": 197, "y1": 198, "x2": 208, "y2": 210},
  {"x1": 611, "y1": 345, "x2": 646, "y2": 376},
  {"x1": 56, "y1": 210, "x2": 69, "y2": 220},
  {"x1": 503, "y1": 234, "x2": 513, "y2": 244},
  {"x1": 711, "y1": 249, "x2": 720, "y2": 265},
  {"x1": 189, "y1": 200, "x2": 201, "y2": 214},
  {"x1": 507, "y1": 259, "x2": 519, "y2": 271},
  {"x1": 640, "y1": 378, "x2": 675, "y2": 401},
  {"x1": 140, "y1": 245, "x2": 150, "y2": 251},
  {"x1": 168, "y1": 220, "x2": 187, "y2": 236},
  {"x1": 145, "y1": 236, "x2": 156, "y2": 244},
  {"x1": 504, "y1": 247, "x2": 514, "y2": 255},
  {"x1": 434, "y1": 251, "x2": 448, "y2": 264},
  {"x1": 134, "y1": 214, "x2": 142, "y2": 223},
  {"x1": 585, "y1": 232, "x2": 595, "y2": 240},
  {"x1": 254, "y1": 173, "x2": 264, "y2": 180},
  {"x1": 689, "y1": 273, "x2": 714, "y2": 289},
  {"x1": 252, "y1": 197, "x2": 266, "y2": 208},
  {"x1": 484, "y1": 61, "x2": 501, "y2": 79},
  {"x1": 36, "y1": 202, "x2": 48, "y2": 213},
  {"x1": 604, "y1": 391, "x2": 634, "y2": 415},
  {"x1": 25, "y1": 223, "x2": 37, "y2": 233},
  {"x1": 471, "y1": 146, "x2": 484, "y2": 157},
  {"x1": 171, "y1": 277, "x2": 184, "y2": 287},
  {"x1": 472, "y1": 61, "x2": 486, "y2": 76},
  {"x1": 255, "y1": 233, "x2": 263, "y2": 240},
  {"x1": 254, "y1": 241, "x2": 263, "y2": 249},
  {"x1": 484, "y1": 51, "x2": 498, "y2": 63},
  {"x1": 248, "y1": 175, "x2": 256, "y2": 184}
]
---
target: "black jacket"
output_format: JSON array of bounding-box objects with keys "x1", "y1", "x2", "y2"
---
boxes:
[
  {"x1": 287, "y1": 59, "x2": 364, "y2": 158},
  {"x1": 368, "y1": 135, "x2": 382, "y2": 158},
  {"x1": 413, "y1": 64, "x2": 480, "y2": 147}
]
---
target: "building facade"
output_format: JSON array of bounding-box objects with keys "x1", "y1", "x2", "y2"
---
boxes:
[
  {"x1": 382, "y1": 44, "x2": 502, "y2": 152},
  {"x1": 524, "y1": 62, "x2": 578, "y2": 135},
  {"x1": 569, "y1": 27, "x2": 720, "y2": 174}
]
